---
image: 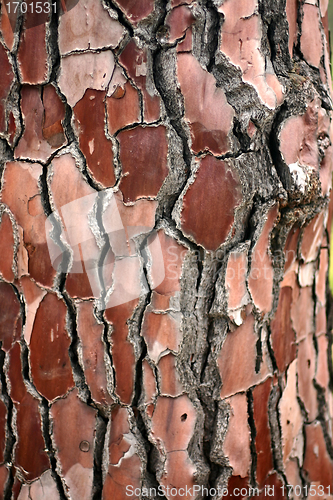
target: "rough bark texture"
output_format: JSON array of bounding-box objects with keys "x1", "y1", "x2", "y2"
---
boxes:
[{"x1": 0, "y1": 0, "x2": 333, "y2": 498}]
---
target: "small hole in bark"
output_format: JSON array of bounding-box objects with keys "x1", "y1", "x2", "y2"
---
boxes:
[
  {"x1": 181, "y1": 413, "x2": 187, "y2": 421},
  {"x1": 307, "y1": 359, "x2": 311, "y2": 368},
  {"x1": 287, "y1": 420, "x2": 290, "y2": 425},
  {"x1": 111, "y1": 85, "x2": 126, "y2": 99},
  {"x1": 79, "y1": 440, "x2": 90, "y2": 452}
]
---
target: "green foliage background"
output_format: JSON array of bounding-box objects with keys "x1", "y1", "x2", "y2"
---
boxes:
[
  {"x1": 330, "y1": 1, "x2": 333, "y2": 68},
  {"x1": 328, "y1": 1, "x2": 333, "y2": 292}
]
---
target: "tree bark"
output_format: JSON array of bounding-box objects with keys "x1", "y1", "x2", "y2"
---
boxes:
[{"x1": 0, "y1": 0, "x2": 332, "y2": 498}]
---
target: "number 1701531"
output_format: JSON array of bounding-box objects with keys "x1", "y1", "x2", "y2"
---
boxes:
[{"x1": 5, "y1": 1, "x2": 56, "y2": 13}]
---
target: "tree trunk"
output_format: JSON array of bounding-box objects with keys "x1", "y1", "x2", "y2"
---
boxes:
[{"x1": 0, "y1": 0, "x2": 332, "y2": 498}]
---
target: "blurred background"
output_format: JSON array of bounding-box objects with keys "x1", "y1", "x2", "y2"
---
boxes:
[
  {"x1": 329, "y1": 1, "x2": 333, "y2": 65},
  {"x1": 327, "y1": 1, "x2": 333, "y2": 290}
]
